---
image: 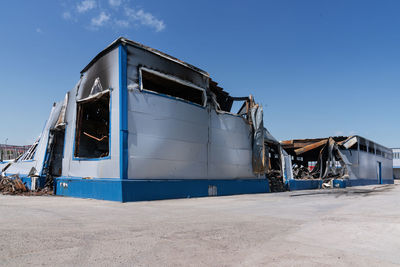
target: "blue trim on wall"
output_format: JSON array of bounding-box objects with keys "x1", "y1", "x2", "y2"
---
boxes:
[
  {"x1": 332, "y1": 179, "x2": 348, "y2": 188},
  {"x1": 288, "y1": 179, "x2": 322, "y2": 191},
  {"x1": 119, "y1": 44, "x2": 128, "y2": 180},
  {"x1": 54, "y1": 177, "x2": 270, "y2": 202},
  {"x1": 55, "y1": 177, "x2": 123, "y2": 201},
  {"x1": 347, "y1": 178, "x2": 394, "y2": 186}
]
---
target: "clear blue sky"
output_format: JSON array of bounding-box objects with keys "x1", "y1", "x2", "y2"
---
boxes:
[{"x1": 1, "y1": 0, "x2": 399, "y2": 147}]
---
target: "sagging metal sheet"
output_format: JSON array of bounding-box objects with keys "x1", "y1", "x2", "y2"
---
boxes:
[
  {"x1": 250, "y1": 101, "x2": 266, "y2": 174},
  {"x1": 5, "y1": 102, "x2": 64, "y2": 178},
  {"x1": 54, "y1": 92, "x2": 69, "y2": 129}
]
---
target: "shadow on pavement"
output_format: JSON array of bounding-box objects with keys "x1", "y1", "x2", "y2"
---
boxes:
[{"x1": 289, "y1": 184, "x2": 396, "y2": 198}]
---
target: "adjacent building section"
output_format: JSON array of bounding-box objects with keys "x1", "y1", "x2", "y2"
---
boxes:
[
  {"x1": 392, "y1": 148, "x2": 400, "y2": 179},
  {"x1": 0, "y1": 144, "x2": 30, "y2": 161},
  {"x1": 281, "y1": 136, "x2": 393, "y2": 190}
]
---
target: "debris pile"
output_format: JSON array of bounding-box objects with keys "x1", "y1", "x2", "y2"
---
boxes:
[
  {"x1": 292, "y1": 164, "x2": 313, "y2": 179},
  {"x1": 0, "y1": 175, "x2": 28, "y2": 195},
  {"x1": 0, "y1": 174, "x2": 53, "y2": 196},
  {"x1": 281, "y1": 136, "x2": 353, "y2": 186},
  {"x1": 267, "y1": 170, "x2": 286, "y2": 192}
]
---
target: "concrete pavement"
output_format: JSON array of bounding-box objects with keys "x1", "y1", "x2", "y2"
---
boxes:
[{"x1": 1, "y1": 184, "x2": 400, "y2": 266}]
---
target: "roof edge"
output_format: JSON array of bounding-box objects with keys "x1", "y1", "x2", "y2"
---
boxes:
[
  {"x1": 281, "y1": 135, "x2": 392, "y2": 151},
  {"x1": 80, "y1": 37, "x2": 209, "y2": 77}
]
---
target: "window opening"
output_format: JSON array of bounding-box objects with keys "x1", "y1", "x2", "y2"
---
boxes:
[
  {"x1": 74, "y1": 92, "x2": 110, "y2": 159},
  {"x1": 20, "y1": 139, "x2": 39, "y2": 161},
  {"x1": 140, "y1": 68, "x2": 205, "y2": 106}
]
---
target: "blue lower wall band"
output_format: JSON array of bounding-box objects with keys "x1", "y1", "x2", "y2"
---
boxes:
[{"x1": 54, "y1": 177, "x2": 270, "y2": 202}]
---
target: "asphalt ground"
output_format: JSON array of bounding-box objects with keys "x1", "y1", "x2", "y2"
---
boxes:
[{"x1": 1, "y1": 183, "x2": 400, "y2": 266}]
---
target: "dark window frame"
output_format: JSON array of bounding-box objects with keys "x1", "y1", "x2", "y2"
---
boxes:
[
  {"x1": 73, "y1": 91, "x2": 111, "y2": 160},
  {"x1": 139, "y1": 67, "x2": 207, "y2": 107}
]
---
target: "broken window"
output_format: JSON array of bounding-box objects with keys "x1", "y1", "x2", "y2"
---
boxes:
[
  {"x1": 74, "y1": 92, "x2": 110, "y2": 159},
  {"x1": 140, "y1": 67, "x2": 205, "y2": 106}
]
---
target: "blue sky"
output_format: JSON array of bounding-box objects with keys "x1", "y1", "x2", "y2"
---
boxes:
[{"x1": 0, "y1": 0, "x2": 399, "y2": 147}]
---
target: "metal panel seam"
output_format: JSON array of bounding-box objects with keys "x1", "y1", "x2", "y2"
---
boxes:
[{"x1": 119, "y1": 45, "x2": 128, "y2": 179}]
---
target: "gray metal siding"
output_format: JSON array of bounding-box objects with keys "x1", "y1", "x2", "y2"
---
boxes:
[
  {"x1": 126, "y1": 89, "x2": 208, "y2": 179},
  {"x1": 208, "y1": 110, "x2": 255, "y2": 179},
  {"x1": 126, "y1": 45, "x2": 256, "y2": 180},
  {"x1": 341, "y1": 148, "x2": 393, "y2": 181}
]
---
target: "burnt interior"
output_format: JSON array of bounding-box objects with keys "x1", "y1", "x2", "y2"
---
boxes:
[
  {"x1": 281, "y1": 136, "x2": 349, "y2": 180},
  {"x1": 74, "y1": 92, "x2": 110, "y2": 158},
  {"x1": 141, "y1": 69, "x2": 204, "y2": 106},
  {"x1": 209, "y1": 79, "x2": 250, "y2": 114},
  {"x1": 265, "y1": 141, "x2": 285, "y2": 192},
  {"x1": 48, "y1": 129, "x2": 65, "y2": 177}
]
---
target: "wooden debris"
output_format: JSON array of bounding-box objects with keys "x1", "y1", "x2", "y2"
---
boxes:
[
  {"x1": 267, "y1": 170, "x2": 286, "y2": 192},
  {"x1": 0, "y1": 175, "x2": 28, "y2": 195},
  {"x1": 0, "y1": 175, "x2": 53, "y2": 196}
]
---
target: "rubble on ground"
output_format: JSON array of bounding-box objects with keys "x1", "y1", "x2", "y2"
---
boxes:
[
  {"x1": 0, "y1": 174, "x2": 53, "y2": 196},
  {"x1": 0, "y1": 175, "x2": 27, "y2": 194},
  {"x1": 267, "y1": 170, "x2": 286, "y2": 192},
  {"x1": 281, "y1": 137, "x2": 352, "y2": 187}
]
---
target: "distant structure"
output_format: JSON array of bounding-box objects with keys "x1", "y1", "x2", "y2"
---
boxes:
[
  {"x1": 392, "y1": 148, "x2": 400, "y2": 179},
  {"x1": 0, "y1": 144, "x2": 30, "y2": 161},
  {"x1": 281, "y1": 136, "x2": 394, "y2": 190}
]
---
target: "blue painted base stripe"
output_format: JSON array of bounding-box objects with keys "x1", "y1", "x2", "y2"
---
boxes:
[
  {"x1": 347, "y1": 178, "x2": 394, "y2": 186},
  {"x1": 55, "y1": 178, "x2": 123, "y2": 201},
  {"x1": 288, "y1": 179, "x2": 322, "y2": 191},
  {"x1": 54, "y1": 177, "x2": 270, "y2": 202},
  {"x1": 122, "y1": 179, "x2": 270, "y2": 202}
]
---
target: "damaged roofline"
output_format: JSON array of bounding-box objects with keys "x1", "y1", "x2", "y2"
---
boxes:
[
  {"x1": 80, "y1": 37, "x2": 210, "y2": 77},
  {"x1": 283, "y1": 135, "x2": 389, "y2": 151}
]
